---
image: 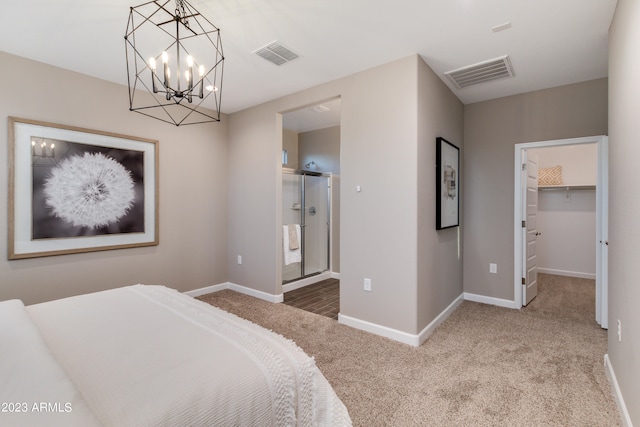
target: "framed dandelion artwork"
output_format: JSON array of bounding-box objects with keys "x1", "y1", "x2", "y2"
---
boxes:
[
  {"x1": 8, "y1": 117, "x2": 158, "y2": 259},
  {"x1": 436, "y1": 137, "x2": 459, "y2": 230}
]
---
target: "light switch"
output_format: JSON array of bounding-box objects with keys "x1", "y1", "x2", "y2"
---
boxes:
[
  {"x1": 490, "y1": 263, "x2": 497, "y2": 274},
  {"x1": 356, "y1": 185, "x2": 361, "y2": 192}
]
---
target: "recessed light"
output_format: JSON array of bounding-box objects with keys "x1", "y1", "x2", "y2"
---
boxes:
[{"x1": 491, "y1": 22, "x2": 512, "y2": 33}]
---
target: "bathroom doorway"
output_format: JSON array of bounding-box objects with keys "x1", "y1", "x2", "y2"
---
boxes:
[{"x1": 280, "y1": 98, "x2": 341, "y2": 290}]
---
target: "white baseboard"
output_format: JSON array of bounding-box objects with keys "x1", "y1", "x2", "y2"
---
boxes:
[
  {"x1": 184, "y1": 283, "x2": 229, "y2": 297},
  {"x1": 464, "y1": 292, "x2": 520, "y2": 309},
  {"x1": 417, "y1": 293, "x2": 464, "y2": 344},
  {"x1": 184, "y1": 282, "x2": 283, "y2": 303},
  {"x1": 604, "y1": 354, "x2": 633, "y2": 427},
  {"x1": 338, "y1": 313, "x2": 420, "y2": 346},
  {"x1": 538, "y1": 268, "x2": 596, "y2": 280},
  {"x1": 338, "y1": 293, "x2": 464, "y2": 347},
  {"x1": 282, "y1": 271, "x2": 334, "y2": 293}
]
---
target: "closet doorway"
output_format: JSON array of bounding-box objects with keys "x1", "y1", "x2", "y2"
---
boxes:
[{"x1": 514, "y1": 136, "x2": 608, "y2": 328}]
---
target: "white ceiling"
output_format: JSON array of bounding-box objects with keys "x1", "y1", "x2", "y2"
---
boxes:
[{"x1": 0, "y1": 0, "x2": 617, "y2": 122}]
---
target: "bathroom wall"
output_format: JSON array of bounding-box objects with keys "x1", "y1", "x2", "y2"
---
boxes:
[{"x1": 282, "y1": 129, "x2": 299, "y2": 169}]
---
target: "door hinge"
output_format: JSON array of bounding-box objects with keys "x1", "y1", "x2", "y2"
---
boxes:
[
  {"x1": 522, "y1": 277, "x2": 526, "y2": 285},
  {"x1": 522, "y1": 163, "x2": 527, "y2": 171},
  {"x1": 522, "y1": 220, "x2": 526, "y2": 228}
]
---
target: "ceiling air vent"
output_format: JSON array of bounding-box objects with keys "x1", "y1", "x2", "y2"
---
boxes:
[
  {"x1": 444, "y1": 55, "x2": 515, "y2": 89},
  {"x1": 253, "y1": 41, "x2": 300, "y2": 66}
]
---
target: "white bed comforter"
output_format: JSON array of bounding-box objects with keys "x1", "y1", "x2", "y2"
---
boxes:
[{"x1": 1, "y1": 285, "x2": 351, "y2": 427}]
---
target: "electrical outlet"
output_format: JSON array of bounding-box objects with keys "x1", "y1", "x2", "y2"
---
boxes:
[
  {"x1": 237, "y1": 255, "x2": 242, "y2": 265},
  {"x1": 364, "y1": 278, "x2": 372, "y2": 292},
  {"x1": 490, "y1": 263, "x2": 497, "y2": 274},
  {"x1": 617, "y1": 319, "x2": 622, "y2": 342}
]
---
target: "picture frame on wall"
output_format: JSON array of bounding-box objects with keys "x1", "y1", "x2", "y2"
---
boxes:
[
  {"x1": 436, "y1": 136, "x2": 459, "y2": 230},
  {"x1": 8, "y1": 117, "x2": 159, "y2": 259}
]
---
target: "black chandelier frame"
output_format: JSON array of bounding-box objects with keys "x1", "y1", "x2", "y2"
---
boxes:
[{"x1": 124, "y1": 0, "x2": 224, "y2": 126}]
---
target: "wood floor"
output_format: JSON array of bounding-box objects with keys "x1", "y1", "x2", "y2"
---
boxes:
[{"x1": 283, "y1": 278, "x2": 339, "y2": 320}]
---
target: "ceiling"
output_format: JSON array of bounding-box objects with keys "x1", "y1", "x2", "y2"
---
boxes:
[{"x1": 0, "y1": 0, "x2": 617, "y2": 124}]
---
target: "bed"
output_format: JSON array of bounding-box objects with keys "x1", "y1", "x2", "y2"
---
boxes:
[{"x1": 0, "y1": 284, "x2": 351, "y2": 426}]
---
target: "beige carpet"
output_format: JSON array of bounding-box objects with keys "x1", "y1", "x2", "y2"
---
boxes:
[{"x1": 197, "y1": 274, "x2": 620, "y2": 426}]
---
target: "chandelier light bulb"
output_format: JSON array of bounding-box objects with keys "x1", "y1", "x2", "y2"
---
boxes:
[{"x1": 125, "y1": 0, "x2": 224, "y2": 125}]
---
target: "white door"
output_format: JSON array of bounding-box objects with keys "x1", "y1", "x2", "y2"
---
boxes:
[
  {"x1": 596, "y1": 138, "x2": 609, "y2": 328},
  {"x1": 523, "y1": 152, "x2": 539, "y2": 306}
]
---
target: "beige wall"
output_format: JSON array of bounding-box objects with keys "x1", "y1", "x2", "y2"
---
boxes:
[
  {"x1": 282, "y1": 129, "x2": 298, "y2": 169},
  {"x1": 0, "y1": 52, "x2": 229, "y2": 305},
  {"x1": 463, "y1": 79, "x2": 607, "y2": 301},
  {"x1": 417, "y1": 58, "x2": 464, "y2": 330},
  {"x1": 228, "y1": 55, "x2": 464, "y2": 335},
  {"x1": 299, "y1": 126, "x2": 341, "y2": 175},
  {"x1": 608, "y1": 0, "x2": 640, "y2": 423}
]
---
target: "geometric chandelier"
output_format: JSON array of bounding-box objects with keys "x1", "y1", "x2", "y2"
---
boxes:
[{"x1": 124, "y1": 0, "x2": 224, "y2": 126}]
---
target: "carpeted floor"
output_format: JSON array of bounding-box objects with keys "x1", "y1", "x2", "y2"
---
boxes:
[{"x1": 197, "y1": 274, "x2": 620, "y2": 426}]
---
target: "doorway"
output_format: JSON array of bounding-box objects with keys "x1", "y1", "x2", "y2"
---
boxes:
[
  {"x1": 514, "y1": 135, "x2": 608, "y2": 328},
  {"x1": 279, "y1": 97, "x2": 341, "y2": 292}
]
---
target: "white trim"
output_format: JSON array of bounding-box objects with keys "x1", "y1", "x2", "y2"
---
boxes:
[
  {"x1": 230, "y1": 283, "x2": 284, "y2": 303},
  {"x1": 184, "y1": 283, "x2": 229, "y2": 297},
  {"x1": 417, "y1": 293, "x2": 465, "y2": 344},
  {"x1": 282, "y1": 271, "x2": 333, "y2": 293},
  {"x1": 604, "y1": 354, "x2": 633, "y2": 427},
  {"x1": 338, "y1": 294, "x2": 464, "y2": 347},
  {"x1": 514, "y1": 136, "x2": 608, "y2": 317},
  {"x1": 184, "y1": 282, "x2": 284, "y2": 303},
  {"x1": 464, "y1": 292, "x2": 520, "y2": 309},
  {"x1": 597, "y1": 138, "x2": 609, "y2": 329},
  {"x1": 338, "y1": 314, "x2": 419, "y2": 346},
  {"x1": 537, "y1": 268, "x2": 595, "y2": 280}
]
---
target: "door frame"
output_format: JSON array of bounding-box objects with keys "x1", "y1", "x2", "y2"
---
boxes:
[{"x1": 513, "y1": 135, "x2": 608, "y2": 327}]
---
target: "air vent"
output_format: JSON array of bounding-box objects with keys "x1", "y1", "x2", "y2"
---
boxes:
[
  {"x1": 444, "y1": 55, "x2": 515, "y2": 89},
  {"x1": 253, "y1": 41, "x2": 300, "y2": 66}
]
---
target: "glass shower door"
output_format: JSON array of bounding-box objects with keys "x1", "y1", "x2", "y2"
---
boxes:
[
  {"x1": 282, "y1": 172, "x2": 303, "y2": 283},
  {"x1": 282, "y1": 170, "x2": 330, "y2": 284},
  {"x1": 302, "y1": 174, "x2": 329, "y2": 277}
]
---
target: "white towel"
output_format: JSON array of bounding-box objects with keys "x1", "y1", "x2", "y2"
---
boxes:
[{"x1": 283, "y1": 225, "x2": 302, "y2": 265}]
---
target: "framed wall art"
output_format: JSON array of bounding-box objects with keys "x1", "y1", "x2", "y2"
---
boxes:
[
  {"x1": 8, "y1": 117, "x2": 158, "y2": 259},
  {"x1": 436, "y1": 137, "x2": 459, "y2": 230}
]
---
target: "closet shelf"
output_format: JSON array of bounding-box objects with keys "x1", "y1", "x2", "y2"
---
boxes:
[{"x1": 538, "y1": 185, "x2": 595, "y2": 191}]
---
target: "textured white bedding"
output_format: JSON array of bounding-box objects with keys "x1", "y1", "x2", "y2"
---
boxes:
[
  {"x1": 1, "y1": 285, "x2": 350, "y2": 426},
  {"x1": 0, "y1": 299, "x2": 100, "y2": 426}
]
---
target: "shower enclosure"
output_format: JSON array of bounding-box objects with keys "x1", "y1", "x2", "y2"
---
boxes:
[{"x1": 282, "y1": 169, "x2": 331, "y2": 284}]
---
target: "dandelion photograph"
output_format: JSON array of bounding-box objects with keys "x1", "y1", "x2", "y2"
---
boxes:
[
  {"x1": 9, "y1": 117, "x2": 158, "y2": 259},
  {"x1": 31, "y1": 139, "x2": 145, "y2": 239}
]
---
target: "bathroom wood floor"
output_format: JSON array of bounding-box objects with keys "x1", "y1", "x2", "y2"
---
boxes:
[{"x1": 283, "y1": 278, "x2": 339, "y2": 320}]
